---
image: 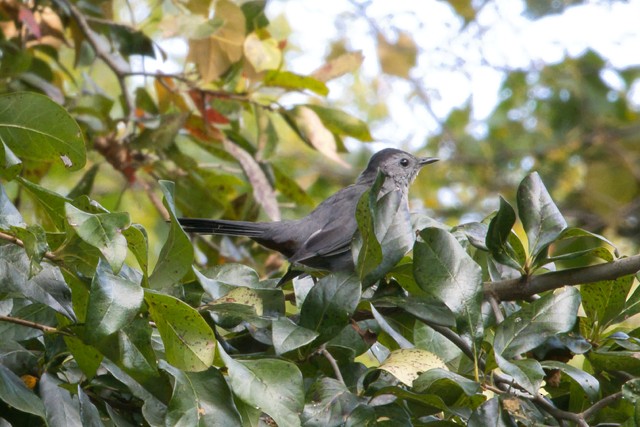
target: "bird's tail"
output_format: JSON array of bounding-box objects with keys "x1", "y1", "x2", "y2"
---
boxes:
[{"x1": 177, "y1": 218, "x2": 266, "y2": 238}]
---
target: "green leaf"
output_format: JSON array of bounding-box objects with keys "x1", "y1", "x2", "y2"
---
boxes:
[
  {"x1": 149, "y1": 181, "x2": 193, "y2": 290},
  {"x1": 486, "y1": 196, "x2": 523, "y2": 271},
  {"x1": 373, "y1": 296, "x2": 456, "y2": 328},
  {"x1": 0, "y1": 92, "x2": 86, "y2": 170},
  {"x1": 85, "y1": 259, "x2": 144, "y2": 342},
  {"x1": 272, "y1": 317, "x2": 319, "y2": 355},
  {"x1": 301, "y1": 378, "x2": 360, "y2": 426},
  {"x1": 0, "y1": 244, "x2": 76, "y2": 320},
  {"x1": 379, "y1": 348, "x2": 447, "y2": 386},
  {"x1": 299, "y1": 273, "x2": 361, "y2": 344},
  {"x1": 144, "y1": 289, "x2": 215, "y2": 371},
  {"x1": 468, "y1": 398, "x2": 515, "y2": 427},
  {"x1": 494, "y1": 287, "x2": 580, "y2": 358},
  {"x1": 40, "y1": 372, "x2": 81, "y2": 426},
  {"x1": 413, "y1": 227, "x2": 483, "y2": 343},
  {"x1": 353, "y1": 175, "x2": 383, "y2": 285},
  {"x1": 581, "y1": 274, "x2": 634, "y2": 329},
  {"x1": 0, "y1": 140, "x2": 22, "y2": 180},
  {"x1": 78, "y1": 386, "x2": 105, "y2": 427},
  {"x1": 67, "y1": 164, "x2": 100, "y2": 199},
  {"x1": 304, "y1": 105, "x2": 372, "y2": 141},
  {"x1": 516, "y1": 172, "x2": 567, "y2": 257},
  {"x1": 540, "y1": 360, "x2": 599, "y2": 402},
  {"x1": 11, "y1": 224, "x2": 49, "y2": 276},
  {"x1": 18, "y1": 177, "x2": 70, "y2": 230},
  {"x1": 65, "y1": 203, "x2": 130, "y2": 274},
  {"x1": 101, "y1": 359, "x2": 167, "y2": 426},
  {"x1": 371, "y1": 304, "x2": 414, "y2": 349},
  {"x1": 160, "y1": 362, "x2": 242, "y2": 426},
  {"x1": 588, "y1": 351, "x2": 640, "y2": 376},
  {"x1": 0, "y1": 183, "x2": 23, "y2": 229},
  {"x1": 0, "y1": 364, "x2": 46, "y2": 419},
  {"x1": 622, "y1": 378, "x2": 640, "y2": 405},
  {"x1": 219, "y1": 345, "x2": 304, "y2": 427},
  {"x1": 264, "y1": 70, "x2": 328, "y2": 96},
  {"x1": 64, "y1": 335, "x2": 103, "y2": 380},
  {"x1": 413, "y1": 368, "x2": 480, "y2": 396},
  {"x1": 353, "y1": 173, "x2": 415, "y2": 286},
  {"x1": 123, "y1": 223, "x2": 149, "y2": 278},
  {"x1": 495, "y1": 356, "x2": 545, "y2": 395}
]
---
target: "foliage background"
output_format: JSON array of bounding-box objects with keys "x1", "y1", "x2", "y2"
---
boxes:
[{"x1": 1, "y1": 0, "x2": 640, "y2": 425}]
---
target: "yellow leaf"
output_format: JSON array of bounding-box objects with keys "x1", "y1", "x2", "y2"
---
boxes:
[
  {"x1": 312, "y1": 51, "x2": 364, "y2": 82},
  {"x1": 377, "y1": 32, "x2": 417, "y2": 78},
  {"x1": 294, "y1": 107, "x2": 349, "y2": 168},
  {"x1": 187, "y1": 0, "x2": 246, "y2": 82},
  {"x1": 379, "y1": 348, "x2": 447, "y2": 386},
  {"x1": 244, "y1": 33, "x2": 282, "y2": 72}
]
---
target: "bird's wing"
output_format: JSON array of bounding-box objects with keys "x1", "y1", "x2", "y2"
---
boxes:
[{"x1": 288, "y1": 184, "x2": 366, "y2": 264}]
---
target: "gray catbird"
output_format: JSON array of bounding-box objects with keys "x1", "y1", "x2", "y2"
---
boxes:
[{"x1": 178, "y1": 148, "x2": 438, "y2": 272}]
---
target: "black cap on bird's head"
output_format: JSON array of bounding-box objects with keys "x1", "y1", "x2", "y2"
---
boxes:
[{"x1": 357, "y1": 148, "x2": 439, "y2": 185}]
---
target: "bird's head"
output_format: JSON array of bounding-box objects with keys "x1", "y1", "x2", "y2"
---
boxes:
[{"x1": 357, "y1": 148, "x2": 439, "y2": 186}]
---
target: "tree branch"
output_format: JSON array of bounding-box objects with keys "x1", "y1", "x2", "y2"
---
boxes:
[
  {"x1": 485, "y1": 254, "x2": 640, "y2": 301},
  {"x1": 61, "y1": 0, "x2": 134, "y2": 118},
  {"x1": 0, "y1": 315, "x2": 66, "y2": 335},
  {"x1": 581, "y1": 392, "x2": 623, "y2": 421},
  {"x1": 318, "y1": 345, "x2": 346, "y2": 386}
]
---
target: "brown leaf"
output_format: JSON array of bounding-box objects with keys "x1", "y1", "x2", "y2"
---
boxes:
[
  {"x1": 377, "y1": 32, "x2": 417, "y2": 78},
  {"x1": 223, "y1": 139, "x2": 280, "y2": 221},
  {"x1": 294, "y1": 107, "x2": 349, "y2": 168},
  {"x1": 187, "y1": 0, "x2": 245, "y2": 82},
  {"x1": 312, "y1": 51, "x2": 364, "y2": 82}
]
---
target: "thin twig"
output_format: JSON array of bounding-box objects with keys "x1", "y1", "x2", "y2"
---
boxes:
[
  {"x1": 581, "y1": 392, "x2": 623, "y2": 421},
  {"x1": 138, "y1": 180, "x2": 170, "y2": 221},
  {"x1": 318, "y1": 344, "x2": 345, "y2": 386},
  {"x1": 0, "y1": 231, "x2": 57, "y2": 261},
  {"x1": 0, "y1": 315, "x2": 67, "y2": 335},
  {"x1": 487, "y1": 294, "x2": 505, "y2": 323},
  {"x1": 61, "y1": 0, "x2": 134, "y2": 118}
]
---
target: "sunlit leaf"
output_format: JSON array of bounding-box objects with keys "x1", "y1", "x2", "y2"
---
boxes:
[
  {"x1": 304, "y1": 104, "x2": 372, "y2": 141},
  {"x1": 144, "y1": 289, "x2": 215, "y2": 372},
  {"x1": 244, "y1": 32, "x2": 281, "y2": 72},
  {"x1": 0, "y1": 92, "x2": 86, "y2": 170},
  {"x1": 265, "y1": 71, "x2": 329, "y2": 96},
  {"x1": 379, "y1": 348, "x2": 447, "y2": 386},
  {"x1": 311, "y1": 51, "x2": 364, "y2": 82},
  {"x1": 517, "y1": 172, "x2": 567, "y2": 258}
]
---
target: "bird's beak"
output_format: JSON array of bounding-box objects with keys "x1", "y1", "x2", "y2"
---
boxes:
[{"x1": 419, "y1": 157, "x2": 439, "y2": 167}]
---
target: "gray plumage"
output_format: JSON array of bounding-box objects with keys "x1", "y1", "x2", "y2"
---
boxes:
[{"x1": 178, "y1": 148, "x2": 438, "y2": 271}]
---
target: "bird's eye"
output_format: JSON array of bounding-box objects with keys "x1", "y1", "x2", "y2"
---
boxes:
[{"x1": 400, "y1": 158, "x2": 410, "y2": 167}]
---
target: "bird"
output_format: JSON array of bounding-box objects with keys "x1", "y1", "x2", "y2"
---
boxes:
[{"x1": 178, "y1": 148, "x2": 438, "y2": 273}]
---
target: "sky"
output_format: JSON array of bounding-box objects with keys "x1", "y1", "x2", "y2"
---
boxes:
[{"x1": 266, "y1": 0, "x2": 640, "y2": 149}]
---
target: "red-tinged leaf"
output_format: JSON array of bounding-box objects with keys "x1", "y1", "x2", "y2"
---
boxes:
[
  {"x1": 19, "y1": 6, "x2": 40, "y2": 39},
  {"x1": 205, "y1": 107, "x2": 230, "y2": 125}
]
